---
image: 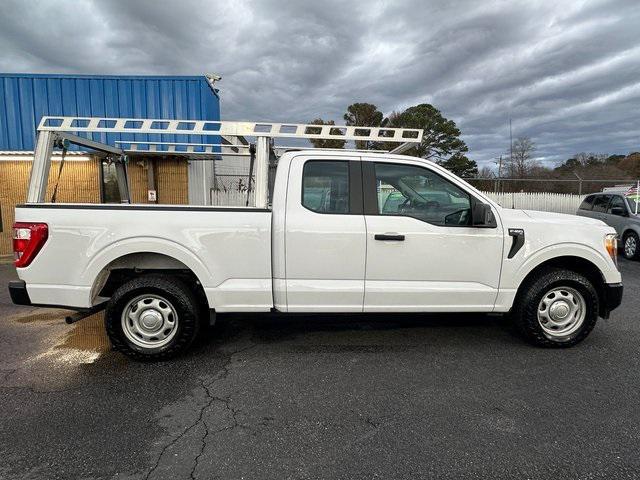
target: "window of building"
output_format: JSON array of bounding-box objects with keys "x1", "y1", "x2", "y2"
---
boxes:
[
  {"x1": 302, "y1": 161, "x2": 349, "y2": 214},
  {"x1": 101, "y1": 160, "x2": 122, "y2": 203}
]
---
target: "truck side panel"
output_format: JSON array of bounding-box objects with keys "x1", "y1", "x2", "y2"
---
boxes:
[{"x1": 14, "y1": 204, "x2": 273, "y2": 311}]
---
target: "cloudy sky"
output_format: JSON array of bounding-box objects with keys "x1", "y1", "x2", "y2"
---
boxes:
[{"x1": 1, "y1": 0, "x2": 638, "y2": 167}]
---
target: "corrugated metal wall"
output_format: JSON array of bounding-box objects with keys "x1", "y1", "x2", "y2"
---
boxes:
[
  {"x1": 0, "y1": 74, "x2": 221, "y2": 151},
  {"x1": 0, "y1": 74, "x2": 217, "y2": 256}
]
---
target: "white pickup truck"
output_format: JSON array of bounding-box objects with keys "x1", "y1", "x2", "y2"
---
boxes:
[{"x1": 10, "y1": 148, "x2": 623, "y2": 359}]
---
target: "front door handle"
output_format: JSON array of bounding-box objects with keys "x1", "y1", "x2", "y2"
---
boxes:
[{"x1": 374, "y1": 234, "x2": 405, "y2": 241}]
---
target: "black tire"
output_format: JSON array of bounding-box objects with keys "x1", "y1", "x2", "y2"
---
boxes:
[
  {"x1": 622, "y1": 231, "x2": 640, "y2": 260},
  {"x1": 512, "y1": 267, "x2": 599, "y2": 348},
  {"x1": 105, "y1": 274, "x2": 201, "y2": 361}
]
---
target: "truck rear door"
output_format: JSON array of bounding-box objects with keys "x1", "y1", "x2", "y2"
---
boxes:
[{"x1": 284, "y1": 156, "x2": 365, "y2": 312}]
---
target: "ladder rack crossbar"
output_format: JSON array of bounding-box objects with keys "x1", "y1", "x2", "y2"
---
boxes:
[
  {"x1": 38, "y1": 116, "x2": 423, "y2": 143},
  {"x1": 125, "y1": 144, "x2": 218, "y2": 153},
  {"x1": 115, "y1": 141, "x2": 250, "y2": 148}
]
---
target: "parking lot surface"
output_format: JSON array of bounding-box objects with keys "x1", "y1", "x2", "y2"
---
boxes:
[{"x1": 1, "y1": 258, "x2": 639, "y2": 479}]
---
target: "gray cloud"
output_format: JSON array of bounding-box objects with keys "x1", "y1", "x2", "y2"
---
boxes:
[{"x1": 0, "y1": 0, "x2": 638, "y2": 167}]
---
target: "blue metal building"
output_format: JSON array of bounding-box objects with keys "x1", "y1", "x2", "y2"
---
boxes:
[{"x1": 0, "y1": 73, "x2": 221, "y2": 151}]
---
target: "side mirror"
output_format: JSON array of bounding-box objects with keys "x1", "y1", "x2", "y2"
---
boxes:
[
  {"x1": 611, "y1": 206, "x2": 627, "y2": 216},
  {"x1": 472, "y1": 201, "x2": 497, "y2": 227}
]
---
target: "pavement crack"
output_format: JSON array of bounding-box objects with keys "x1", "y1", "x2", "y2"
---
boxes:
[
  {"x1": 145, "y1": 342, "x2": 256, "y2": 480},
  {"x1": 365, "y1": 416, "x2": 381, "y2": 429},
  {"x1": 190, "y1": 343, "x2": 256, "y2": 479},
  {"x1": 189, "y1": 378, "x2": 215, "y2": 480},
  {"x1": 0, "y1": 368, "x2": 17, "y2": 383}
]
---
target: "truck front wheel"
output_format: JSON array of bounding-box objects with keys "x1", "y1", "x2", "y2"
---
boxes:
[
  {"x1": 105, "y1": 275, "x2": 201, "y2": 360},
  {"x1": 513, "y1": 268, "x2": 599, "y2": 347}
]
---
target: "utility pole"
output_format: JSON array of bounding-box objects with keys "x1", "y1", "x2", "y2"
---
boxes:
[{"x1": 509, "y1": 118, "x2": 513, "y2": 166}]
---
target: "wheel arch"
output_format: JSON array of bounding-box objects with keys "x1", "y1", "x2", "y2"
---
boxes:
[
  {"x1": 514, "y1": 255, "x2": 607, "y2": 316},
  {"x1": 622, "y1": 227, "x2": 640, "y2": 241},
  {"x1": 87, "y1": 246, "x2": 211, "y2": 310}
]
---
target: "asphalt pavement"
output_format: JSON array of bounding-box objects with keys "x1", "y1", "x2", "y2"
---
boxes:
[{"x1": 1, "y1": 258, "x2": 640, "y2": 479}]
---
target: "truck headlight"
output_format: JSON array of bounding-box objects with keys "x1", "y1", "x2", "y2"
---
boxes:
[{"x1": 605, "y1": 233, "x2": 618, "y2": 267}]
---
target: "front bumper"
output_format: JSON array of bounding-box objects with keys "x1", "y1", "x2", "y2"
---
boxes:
[
  {"x1": 8, "y1": 280, "x2": 31, "y2": 306},
  {"x1": 601, "y1": 282, "x2": 623, "y2": 318}
]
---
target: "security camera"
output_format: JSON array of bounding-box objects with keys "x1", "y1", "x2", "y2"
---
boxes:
[{"x1": 206, "y1": 73, "x2": 222, "y2": 82}]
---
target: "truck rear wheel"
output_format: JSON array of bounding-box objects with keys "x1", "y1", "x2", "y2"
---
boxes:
[
  {"x1": 105, "y1": 275, "x2": 201, "y2": 360},
  {"x1": 513, "y1": 268, "x2": 599, "y2": 348}
]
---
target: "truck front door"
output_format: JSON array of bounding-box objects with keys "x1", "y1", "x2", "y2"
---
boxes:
[
  {"x1": 284, "y1": 156, "x2": 366, "y2": 312},
  {"x1": 361, "y1": 158, "x2": 504, "y2": 312}
]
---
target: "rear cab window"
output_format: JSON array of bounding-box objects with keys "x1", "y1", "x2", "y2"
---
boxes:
[{"x1": 301, "y1": 161, "x2": 350, "y2": 214}]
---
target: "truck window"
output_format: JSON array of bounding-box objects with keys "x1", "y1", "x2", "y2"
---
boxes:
[
  {"x1": 374, "y1": 162, "x2": 471, "y2": 226},
  {"x1": 579, "y1": 195, "x2": 595, "y2": 211},
  {"x1": 302, "y1": 161, "x2": 349, "y2": 214},
  {"x1": 592, "y1": 195, "x2": 611, "y2": 213}
]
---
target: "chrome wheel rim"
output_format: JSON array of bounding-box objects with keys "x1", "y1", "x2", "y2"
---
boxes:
[
  {"x1": 121, "y1": 294, "x2": 178, "y2": 349},
  {"x1": 537, "y1": 286, "x2": 586, "y2": 340},
  {"x1": 625, "y1": 236, "x2": 637, "y2": 258}
]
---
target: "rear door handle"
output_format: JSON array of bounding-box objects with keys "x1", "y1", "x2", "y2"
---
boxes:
[{"x1": 374, "y1": 234, "x2": 405, "y2": 241}]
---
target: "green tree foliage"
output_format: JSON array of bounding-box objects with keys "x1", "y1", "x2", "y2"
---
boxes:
[
  {"x1": 438, "y1": 153, "x2": 478, "y2": 178},
  {"x1": 307, "y1": 118, "x2": 346, "y2": 149},
  {"x1": 382, "y1": 103, "x2": 468, "y2": 160},
  {"x1": 343, "y1": 103, "x2": 384, "y2": 150}
]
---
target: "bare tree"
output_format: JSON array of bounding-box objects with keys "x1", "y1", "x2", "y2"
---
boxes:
[
  {"x1": 506, "y1": 137, "x2": 538, "y2": 177},
  {"x1": 478, "y1": 166, "x2": 495, "y2": 178},
  {"x1": 573, "y1": 152, "x2": 608, "y2": 166}
]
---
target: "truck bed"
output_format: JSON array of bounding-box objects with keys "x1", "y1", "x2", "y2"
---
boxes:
[{"x1": 14, "y1": 203, "x2": 273, "y2": 311}]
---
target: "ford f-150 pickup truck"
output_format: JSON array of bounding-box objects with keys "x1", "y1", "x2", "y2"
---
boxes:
[{"x1": 9, "y1": 148, "x2": 623, "y2": 359}]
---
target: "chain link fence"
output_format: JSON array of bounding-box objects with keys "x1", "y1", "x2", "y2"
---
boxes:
[{"x1": 465, "y1": 177, "x2": 640, "y2": 195}]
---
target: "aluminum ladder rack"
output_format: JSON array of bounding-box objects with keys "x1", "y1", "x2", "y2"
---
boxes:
[{"x1": 28, "y1": 116, "x2": 424, "y2": 207}]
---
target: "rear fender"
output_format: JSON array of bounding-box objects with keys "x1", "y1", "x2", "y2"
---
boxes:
[{"x1": 84, "y1": 237, "x2": 213, "y2": 297}]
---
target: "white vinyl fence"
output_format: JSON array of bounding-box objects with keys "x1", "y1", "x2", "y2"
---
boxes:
[
  {"x1": 211, "y1": 188, "x2": 584, "y2": 215},
  {"x1": 483, "y1": 191, "x2": 583, "y2": 215}
]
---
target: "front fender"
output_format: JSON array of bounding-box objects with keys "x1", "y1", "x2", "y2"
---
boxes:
[{"x1": 511, "y1": 242, "x2": 621, "y2": 288}]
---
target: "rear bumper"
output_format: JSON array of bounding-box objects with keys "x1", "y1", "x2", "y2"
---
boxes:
[
  {"x1": 602, "y1": 282, "x2": 623, "y2": 318},
  {"x1": 8, "y1": 280, "x2": 31, "y2": 306},
  {"x1": 8, "y1": 280, "x2": 89, "y2": 311}
]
